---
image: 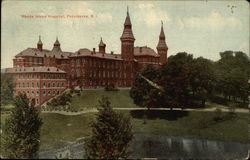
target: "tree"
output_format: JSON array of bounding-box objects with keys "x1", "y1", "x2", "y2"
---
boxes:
[
  {"x1": 215, "y1": 51, "x2": 250, "y2": 106},
  {"x1": 2, "y1": 93, "x2": 43, "y2": 159},
  {"x1": 130, "y1": 66, "x2": 160, "y2": 110},
  {"x1": 1, "y1": 73, "x2": 14, "y2": 106},
  {"x1": 85, "y1": 96, "x2": 133, "y2": 159}
]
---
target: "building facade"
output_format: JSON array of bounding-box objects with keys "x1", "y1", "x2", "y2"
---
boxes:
[{"x1": 6, "y1": 9, "x2": 168, "y2": 107}]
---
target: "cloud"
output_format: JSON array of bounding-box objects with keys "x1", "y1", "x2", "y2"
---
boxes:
[
  {"x1": 137, "y1": 3, "x2": 170, "y2": 27},
  {"x1": 181, "y1": 11, "x2": 242, "y2": 30},
  {"x1": 138, "y1": 3, "x2": 155, "y2": 9}
]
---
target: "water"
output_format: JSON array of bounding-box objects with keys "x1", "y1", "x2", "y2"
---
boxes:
[{"x1": 39, "y1": 133, "x2": 249, "y2": 159}]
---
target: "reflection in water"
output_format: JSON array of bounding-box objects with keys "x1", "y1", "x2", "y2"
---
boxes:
[
  {"x1": 129, "y1": 133, "x2": 249, "y2": 159},
  {"x1": 40, "y1": 133, "x2": 249, "y2": 159}
]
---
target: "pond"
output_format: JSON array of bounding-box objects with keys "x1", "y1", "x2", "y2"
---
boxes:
[{"x1": 39, "y1": 133, "x2": 249, "y2": 159}]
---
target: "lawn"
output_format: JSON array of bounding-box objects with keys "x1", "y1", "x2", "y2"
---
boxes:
[
  {"x1": 46, "y1": 89, "x2": 138, "y2": 111},
  {"x1": 1, "y1": 109, "x2": 248, "y2": 152},
  {"x1": 40, "y1": 113, "x2": 95, "y2": 151}
]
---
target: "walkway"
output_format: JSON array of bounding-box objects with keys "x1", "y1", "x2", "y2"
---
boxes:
[{"x1": 41, "y1": 107, "x2": 249, "y2": 115}]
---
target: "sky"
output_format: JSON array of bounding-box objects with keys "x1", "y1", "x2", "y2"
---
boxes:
[{"x1": 1, "y1": 0, "x2": 249, "y2": 68}]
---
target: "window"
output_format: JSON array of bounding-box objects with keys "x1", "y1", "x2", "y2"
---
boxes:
[
  {"x1": 53, "y1": 83, "x2": 55, "y2": 87},
  {"x1": 61, "y1": 83, "x2": 64, "y2": 87},
  {"x1": 57, "y1": 83, "x2": 60, "y2": 87},
  {"x1": 43, "y1": 83, "x2": 46, "y2": 88},
  {"x1": 23, "y1": 83, "x2": 25, "y2": 88},
  {"x1": 48, "y1": 91, "x2": 51, "y2": 95},
  {"x1": 43, "y1": 91, "x2": 46, "y2": 96},
  {"x1": 57, "y1": 91, "x2": 60, "y2": 95},
  {"x1": 76, "y1": 69, "x2": 81, "y2": 77},
  {"x1": 37, "y1": 91, "x2": 39, "y2": 95},
  {"x1": 37, "y1": 83, "x2": 39, "y2": 87},
  {"x1": 32, "y1": 83, "x2": 34, "y2": 88},
  {"x1": 27, "y1": 83, "x2": 29, "y2": 87},
  {"x1": 48, "y1": 83, "x2": 50, "y2": 87},
  {"x1": 76, "y1": 59, "x2": 80, "y2": 66}
]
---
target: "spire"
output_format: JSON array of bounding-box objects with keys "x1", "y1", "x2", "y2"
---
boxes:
[
  {"x1": 99, "y1": 37, "x2": 106, "y2": 47},
  {"x1": 159, "y1": 21, "x2": 165, "y2": 38},
  {"x1": 52, "y1": 36, "x2": 61, "y2": 52},
  {"x1": 120, "y1": 7, "x2": 135, "y2": 41},
  {"x1": 157, "y1": 21, "x2": 167, "y2": 49},
  {"x1": 157, "y1": 21, "x2": 168, "y2": 65},
  {"x1": 37, "y1": 35, "x2": 43, "y2": 51},
  {"x1": 38, "y1": 35, "x2": 43, "y2": 44},
  {"x1": 99, "y1": 37, "x2": 106, "y2": 53}
]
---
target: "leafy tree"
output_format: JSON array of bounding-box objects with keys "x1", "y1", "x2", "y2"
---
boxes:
[
  {"x1": 2, "y1": 93, "x2": 43, "y2": 159},
  {"x1": 215, "y1": 51, "x2": 250, "y2": 106},
  {"x1": 85, "y1": 96, "x2": 133, "y2": 159},
  {"x1": 1, "y1": 73, "x2": 14, "y2": 106},
  {"x1": 130, "y1": 66, "x2": 160, "y2": 109}
]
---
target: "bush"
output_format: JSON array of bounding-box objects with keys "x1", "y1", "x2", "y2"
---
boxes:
[
  {"x1": 213, "y1": 108, "x2": 223, "y2": 122},
  {"x1": 104, "y1": 86, "x2": 119, "y2": 91}
]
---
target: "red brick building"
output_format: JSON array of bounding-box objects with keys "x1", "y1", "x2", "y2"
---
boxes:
[{"x1": 6, "y1": 9, "x2": 168, "y2": 107}]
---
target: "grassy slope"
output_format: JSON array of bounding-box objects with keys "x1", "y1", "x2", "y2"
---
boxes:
[
  {"x1": 1, "y1": 111, "x2": 248, "y2": 152},
  {"x1": 69, "y1": 89, "x2": 138, "y2": 110},
  {"x1": 40, "y1": 113, "x2": 95, "y2": 151}
]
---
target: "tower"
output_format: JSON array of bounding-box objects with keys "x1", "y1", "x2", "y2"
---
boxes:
[
  {"x1": 99, "y1": 37, "x2": 106, "y2": 53},
  {"x1": 157, "y1": 21, "x2": 168, "y2": 65},
  {"x1": 120, "y1": 7, "x2": 135, "y2": 61},
  {"x1": 37, "y1": 35, "x2": 43, "y2": 51},
  {"x1": 52, "y1": 37, "x2": 62, "y2": 52}
]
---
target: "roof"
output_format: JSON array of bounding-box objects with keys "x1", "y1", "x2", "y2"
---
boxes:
[
  {"x1": 5, "y1": 67, "x2": 66, "y2": 73},
  {"x1": 134, "y1": 46, "x2": 160, "y2": 57},
  {"x1": 37, "y1": 36, "x2": 43, "y2": 45},
  {"x1": 120, "y1": 11, "x2": 135, "y2": 40},
  {"x1": 157, "y1": 23, "x2": 168, "y2": 49},
  {"x1": 15, "y1": 48, "x2": 72, "y2": 59},
  {"x1": 70, "y1": 48, "x2": 122, "y2": 60},
  {"x1": 99, "y1": 38, "x2": 106, "y2": 47}
]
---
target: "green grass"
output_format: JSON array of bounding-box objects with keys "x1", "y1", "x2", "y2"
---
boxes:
[
  {"x1": 40, "y1": 113, "x2": 95, "y2": 151},
  {"x1": 1, "y1": 109, "x2": 248, "y2": 152},
  {"x1": 64, "y1": 89, "x2": 138, "y2": 110},
  {"x1": 129, "y1": 110, "x2": 249, "y2": 144}
]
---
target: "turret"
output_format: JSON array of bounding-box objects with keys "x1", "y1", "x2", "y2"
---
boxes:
[
  {"x1": 120, "y1": 7, "x2": 135, "y2": 61},
  {"x1": 37, "y1": 35, "x2": 43, "y2": 51},
  {"x1": 99, "y1": 37, "x2": 106, "y2": 53},
  {"x1": 157, "y1": 21, "x2": 168, "y2": 65},
  {"x1": 52, "y1": 37, "x2": 62, "y2": 52}
]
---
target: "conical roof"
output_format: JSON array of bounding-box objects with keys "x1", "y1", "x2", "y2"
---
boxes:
[
  {"x1": 157, "y1": 21, "x2": 168, "y2": 49},
  {"x1": 37, "y1": 35, "x2": 43, "y2": 45},
  {"x1": 54, "y1": 37, "x2": 60, "y2": 45},
  {"x1": 52, "y1": 37, "x2": 62, "y2": 52},
  {"x1": 120, "y1": 7, "x2": 135, "y2": 41},
  {"x1": 99, "y1": 37, "x2": 106, "y2": 47}
]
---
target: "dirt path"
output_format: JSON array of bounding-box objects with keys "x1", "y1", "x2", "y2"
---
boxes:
[{"x1": 41, "y1": 107, "x2": 249, "y2": 115}]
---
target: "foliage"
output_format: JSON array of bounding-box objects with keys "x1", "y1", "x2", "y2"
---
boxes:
[
  {"x1": 2, "y1": 93, "x2": 42, "y2": 159},
  {"x1": 47, "y1": 92, "x2": 72, "y2": 106},
  {"x1": 130, "y1": 66, "x2": 160, "y2": 109},
  {"x1": 1, "y1": 73, "x2": 14, "y2": 106},
  {"x1": 85, "y1": 96, "x2": 133, "y2": 159},
  {"x1": 214, "y1": 51, "x2": 250, "y2": 107},
  {"x1": 104, "y1": 85, "x2": 119, "y2": 91},
  {"x1": 130, "y1": 51, "x2": 249, "y2": 110}
]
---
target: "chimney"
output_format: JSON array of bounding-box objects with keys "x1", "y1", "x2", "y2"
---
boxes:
[
  {"x1": 111, "y1": 51, "x2": 114, "y2": 55},
  {"x1": 93, "y1": 48, "x2": 96, "y2": 54},
  {"x1": 139, "y1": 47, "x2": 142, "y2": 53}
]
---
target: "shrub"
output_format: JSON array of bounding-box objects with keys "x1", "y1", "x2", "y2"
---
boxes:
[{"x1": 104, "y1": 86, "x2": 119, "y2": 91}]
